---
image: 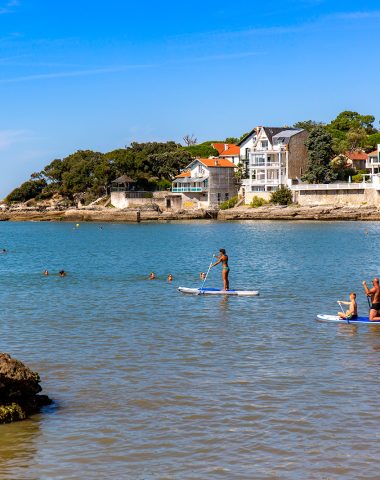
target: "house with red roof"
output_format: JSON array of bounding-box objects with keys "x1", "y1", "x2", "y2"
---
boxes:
[
  {"x1": 343, "y1": 151, "x2": 368, "y2": 170},
  {"x1": 172, "y1": 157, "x2": 237, "y2": 208},
  {"x1": 211, "y1": 143, "x2": 240, "y2": 166}
]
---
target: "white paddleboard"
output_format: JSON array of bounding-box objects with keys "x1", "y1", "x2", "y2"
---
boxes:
[
  {"x1": 178, "y1": 287, "x2": 259, "y2": 296},
  {"x1": 316, "y1": 314, "x2": 380, "y2": 325}
]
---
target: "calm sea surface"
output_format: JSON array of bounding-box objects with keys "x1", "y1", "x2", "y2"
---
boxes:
[{"x1": 1, "y1": 220, "x2": 380, "y2": 479}]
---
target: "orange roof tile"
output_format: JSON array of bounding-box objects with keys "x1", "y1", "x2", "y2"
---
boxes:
[
  {"x1": 368, "y1": 150, "x2": 379, "y2": 156},
  {"x1": 175, "y1": 171, "x2": 191, "y2": 178},
  {"x1": 344, "y1": 151, "x2": 368, "y2": 161},
  {"x1": 212, "y1": 143, "x2": 240, "y2": 156},
  {"x1": 198, "y1": 158, "x2": 236, "y2": 168}
]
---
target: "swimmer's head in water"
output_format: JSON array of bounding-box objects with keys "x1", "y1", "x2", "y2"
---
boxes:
[
  {"x1": 149, "y1": 272, "x2": 155, "y2": 279},
  {"x1": 167, "y1": 274, "x2": 173, "y2": 281}
]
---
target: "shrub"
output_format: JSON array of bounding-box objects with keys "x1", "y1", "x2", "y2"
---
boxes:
[
  {"x1": 219, "y1": 196, "x2": 238, "y2": 210},
  {"x1": 5, "y1": 179, "x2": 47, "y2": 204},
  {"x1": 250, "y1": 196, "x2": 269, "y2": 208},
  {"x1": 352, "y1": 173, "x2": 363, "y2": 183},
  {"x1": 270, "y1": 185, "x2": 293, "y2": 205}
]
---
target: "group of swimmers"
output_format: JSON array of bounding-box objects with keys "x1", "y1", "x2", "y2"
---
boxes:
[
  {"x1": 338, "y1": 277, "x2": 380, "y2": 321},
  {"x1": 148, "y1": 249, "x2": 230, "y2": 290},
  {"x1": 44, "y1": 270, "x2": 67, "y2": 277}
]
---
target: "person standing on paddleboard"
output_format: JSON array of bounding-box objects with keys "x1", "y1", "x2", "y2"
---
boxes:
[
  {"x1": 211, "y1": 249, "x2": 229, "y2": 291},
  {"x1": 362, "y1": 277, "x2": 380, "y2": 321}
]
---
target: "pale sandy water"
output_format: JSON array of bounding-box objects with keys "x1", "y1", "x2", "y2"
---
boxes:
[{"x1": 1, "y1": 221, "x2": 380, "y2": 479}]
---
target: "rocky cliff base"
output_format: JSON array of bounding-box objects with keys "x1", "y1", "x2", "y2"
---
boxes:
[
  {"x1": 0, "y1": 353, "x2": 52, "y2": 424},
  {"x1": 2, "y1": 204, "x2": 380, "y2": 222},
  {"x1": 218, "y1": 205, "x2": 380, "y2": 221}
]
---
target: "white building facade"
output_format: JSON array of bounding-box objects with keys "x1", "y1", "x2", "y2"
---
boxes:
[{"x1": 239, "y1": 127, "x2": 308, "y2": 202}]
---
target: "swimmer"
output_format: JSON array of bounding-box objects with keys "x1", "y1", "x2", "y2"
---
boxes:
[
  {"x1": 149, "y1": 272, "x2": 156, "y2": 280},
  {"x1": 167, "y1": 274, "x2": 173, "y2": 282},
  {"x1": 43, "y1": 270, "x2": 49, "y2": 276},
  {"x1": 59, "y1": 270, "x2": 66, "y2": 277}
]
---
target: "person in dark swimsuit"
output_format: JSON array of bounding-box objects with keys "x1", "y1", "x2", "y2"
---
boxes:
[
  {"x1": 363, "y1": 277, "x2": 380, "y2": 321},
  {"x1": 212, "y1": 248, "x2": 229, "y2": 291}
]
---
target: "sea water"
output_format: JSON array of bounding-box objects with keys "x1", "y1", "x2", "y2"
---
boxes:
[{"x1": 1, "y1": 220, "x2": 380, "y2": 479}]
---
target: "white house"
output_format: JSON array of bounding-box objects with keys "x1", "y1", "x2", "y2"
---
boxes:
[
  {"x1": 239, "y1": 126, "x2": 308, "y2": 202},
  {"x1": 172, "y1": 158, "x2": 237, "y2": 208}
]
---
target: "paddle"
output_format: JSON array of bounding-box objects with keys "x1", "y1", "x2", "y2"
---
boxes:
[
  {"x1": 200, "y1": 254, "x2": 215, "y2": 293},
  {"x1": 337, "y1": 300, "x2": 350, "y2": 324}
]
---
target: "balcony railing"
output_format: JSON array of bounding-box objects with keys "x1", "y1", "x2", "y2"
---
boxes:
[
  {"x1": 111, "y1": 189, "x2": 153, "y2": 198},
  {"x1": 250, "y1": 162, "x2": 281, "y2": 168},
  {"x1": 172, "y1": 187, "x2": 206, "y2": 193}
]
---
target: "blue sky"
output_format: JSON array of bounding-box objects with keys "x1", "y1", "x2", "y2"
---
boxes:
[{"x1": 1, "y1": 0, "x2": 379, "y2": 197}]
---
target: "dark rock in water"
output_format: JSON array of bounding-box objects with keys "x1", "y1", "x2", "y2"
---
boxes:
[{"x1": 0, "y1": 353, "x2": 52, "y2": 424}]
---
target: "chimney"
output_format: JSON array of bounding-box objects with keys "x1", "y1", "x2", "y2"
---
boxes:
[
  {"x1": 224, "y1": 144, "x2": 228, "y2": 151},
  {"x1": 214, "y1": 159, "x2": 219, "y2": 166}
]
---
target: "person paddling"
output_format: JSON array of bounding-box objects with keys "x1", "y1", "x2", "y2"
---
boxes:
[
  {"x1": 362, "y1": 277, "x2": 380, "y2": 321},
  {"x1": 211, "y1": 248, "x2": 229, "y2": 291},
  {"x1": 337, "y1": 292, "x2": 358, "y2": 320}
]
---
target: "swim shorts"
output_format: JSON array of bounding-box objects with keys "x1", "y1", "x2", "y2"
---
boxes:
[{"x1": 371, "y1": 303, "x2": 380, "y2": 311}]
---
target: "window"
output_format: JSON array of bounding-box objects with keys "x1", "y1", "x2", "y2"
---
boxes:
[
  {"x1": 217, "y1": 193, "x2": 221, "y2": 202},
  {"x1": 225, "y1": 193, "x2": 229, "y2": 200},
  {"x1": 245, "y1": 148, "x2": 250, "y2": 160},
  {"x1": 261, "y1": 140, "x2": 268, "y2": 149}
]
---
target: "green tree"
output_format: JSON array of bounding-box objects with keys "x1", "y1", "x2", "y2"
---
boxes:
[
  {"x1": 270, "y1": 186, "x2": 293, "y2": 205},
  {"x1": 293, "y1": 120, "x2": 325, "y2": 132},
  {"x1": 329, "y1": 111, "x2": 377, "y2": 134},
  {"x1": 6, "y1": 179, "x2": 47, "y2": 203},
  {"x1": 225, "y1": 137, "x2": 239, "y2": 144},
  {"x1": 302, "y1": 127, "x2": 336, "y2": 184}
]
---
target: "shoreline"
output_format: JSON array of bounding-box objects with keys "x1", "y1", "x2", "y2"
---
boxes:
[{"x1": 2, "y1": 204, "x2": 380, "y2": 222}]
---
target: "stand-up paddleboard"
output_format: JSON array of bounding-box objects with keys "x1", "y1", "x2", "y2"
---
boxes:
[
  {"x1": 178, "y1": 287, "x2": 259, "y2": 296},
  {"x1": 316, "y1": 314, "x2": 380, "y2": 324}
]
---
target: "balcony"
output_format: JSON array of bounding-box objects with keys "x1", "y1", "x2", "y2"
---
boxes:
[
  {"x1": 250, "y1": 179, "x2": 281, "y2": 185},
  {"x1": 172, "y1": 187, "x2": 206, "y2": 193},
  {"x1": 250, "y1": 162, "x2": 281, "y2": 168}
]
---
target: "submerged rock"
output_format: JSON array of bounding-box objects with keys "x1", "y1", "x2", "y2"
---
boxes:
[{"x1": 0, "y1": 353, "x2": 52, "y2": 424}]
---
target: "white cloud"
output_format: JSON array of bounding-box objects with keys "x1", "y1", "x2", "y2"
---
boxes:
[
  {"x1": 0, "y1": 63, "x2": 156, "y2": 84},
  {"x1": 0, "y1": 0, "x2": 19, "y2": 15},
  {"x1": 0, "y1": 129, "x2": 28, "y2": 150}
]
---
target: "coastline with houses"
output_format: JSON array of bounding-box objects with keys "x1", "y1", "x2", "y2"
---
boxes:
[{"x1": 2, "y1": 112, "x2": 380, "y2": 222}]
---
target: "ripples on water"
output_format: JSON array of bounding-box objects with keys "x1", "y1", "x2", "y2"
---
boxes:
[{"x1": 1, "y1": 221, "x2": 380, "y2": 479}]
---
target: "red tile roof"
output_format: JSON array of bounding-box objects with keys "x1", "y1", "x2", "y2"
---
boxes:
[
  {"x1": 175, "y1": 171, "x2": 191, "y2": 178},
  {"x1": 368, "y1": 150, "x2": 379, "y2": 156},
  {"x1": 212, "y1": 143, "x2": 240, "y2": 157},
  {"x1": 344, "y1": 151, "x2": 368, "y2": 161},
  {"x1": 198, "y1": 158, "x2": 236, "y2": 168}
]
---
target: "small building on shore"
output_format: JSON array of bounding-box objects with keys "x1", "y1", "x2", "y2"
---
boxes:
[
  {"x1": 172, "y1": 158, "x2": 237, "y2": 208},
  {"x1": 110, "y1": 175, "x2": 154, "y2": 209}
]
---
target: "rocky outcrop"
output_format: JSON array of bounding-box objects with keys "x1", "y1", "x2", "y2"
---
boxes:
[
  {"x1": 2, "y1": 202, "x2": 380, "y2": 222},
  {"x1": 218, "y1": 205, "x2": 380, "y2": 221},
  {"x1": 0, "y1": 205, "x2": 218, "y2": 222},
  {"x1": 0, "y1": 353, "x2": 52, "y2": 424}
]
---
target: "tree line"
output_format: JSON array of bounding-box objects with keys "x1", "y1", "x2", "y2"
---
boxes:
[{"x1": 297, "y1": 111, "x2": 380, "y2": 184}]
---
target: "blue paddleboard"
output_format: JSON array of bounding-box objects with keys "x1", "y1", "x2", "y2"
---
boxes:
[{"x1": 316, "y1": 314, "x2": 380, "y2": 324}]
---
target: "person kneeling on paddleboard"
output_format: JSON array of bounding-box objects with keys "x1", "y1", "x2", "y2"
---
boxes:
[
  {"x1": 337, "y1": 292, "x2": 358, "y2": 320},
  {"x1": 211, "y1": 249, "x2": 229, "y2": 291},
  {"x1": 362, "y1": 277, "x2": 380, "y2": 321}
]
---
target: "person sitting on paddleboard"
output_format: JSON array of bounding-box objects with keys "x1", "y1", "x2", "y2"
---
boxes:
[
  {"x1": 211, "y1": 248, "x2": 229, "y2": 291},
  {"x1": 199, "y1": 272, "x2": 206, "y2": 280},
  {"x1": 337, "y1": 292, "x2": 357, "y2": 320},
  {"x1": 362, "y1": 277, "x2": 380, "y2": 321}
]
